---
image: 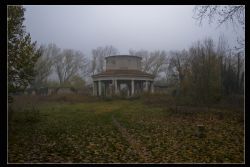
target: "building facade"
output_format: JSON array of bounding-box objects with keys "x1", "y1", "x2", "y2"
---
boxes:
[{"x1": 92, "y1": 55, "x2": 154, "y2": 96}]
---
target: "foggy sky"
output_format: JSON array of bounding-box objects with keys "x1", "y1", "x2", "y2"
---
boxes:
[{"x1": 23, "y1": 5, "x2": 244, "y2": 57}]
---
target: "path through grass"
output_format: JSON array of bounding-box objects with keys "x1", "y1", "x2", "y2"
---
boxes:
[{"x1": 8, "y1": 95, "x2": 244, "y2": 163}]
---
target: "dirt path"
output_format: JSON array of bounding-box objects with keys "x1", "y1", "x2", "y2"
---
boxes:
[{"x1": 111, "y1": 115, "x2": 152, "y2": 162}]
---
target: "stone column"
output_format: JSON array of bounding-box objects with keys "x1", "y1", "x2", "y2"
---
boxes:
[
  {"x1": 151, "y1": 81, "x2": 154, "y2": 93},
  {"x1": 145, "y1": 80, "x2": 148, "y2": 92},
  {"x1": 112, "y1": 80, "x2": 114, "y2": 95},
  {"x1": 115, "y1": 79, "x2": 118, "y2": 94},
  {"x1": 93, "y1": 81, "x2": 95, "y2": 96},
  {"x1": 98, "y1": 80, "x2": 101, "y2": 96},
  {"x1": 127, "y1": 82, "x2": 130, "y2": 96},
  {"x1": 131, "y1": 80, "x2": 134, "y2": 96},
  {"x1": 104, "y1": 81, "x2": 106, "y2": 96},
  {"x1": 140, "y1": 81, "x2": 143, "y2": 93},
  {"x1": 95, "y1": 82, "x2": 98, "y2": 96}
]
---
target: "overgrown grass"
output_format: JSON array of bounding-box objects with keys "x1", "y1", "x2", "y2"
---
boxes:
[{"x1": 8, "y1": 94, "x2": 244, "y2": 163}]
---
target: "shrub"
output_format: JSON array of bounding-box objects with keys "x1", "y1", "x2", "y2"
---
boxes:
[
  {"x1": 102, "y1": 96, "x2": 113, "y2": 101},
  {"x1": 142, "y1": 93, "x2": 176, "y2": 107},
  {"x1": 127, "y1": 95, "x2": 141, "y2": 101}
]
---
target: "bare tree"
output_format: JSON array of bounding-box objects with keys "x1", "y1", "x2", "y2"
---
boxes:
[
  {"x1": 76, "y1": 50, "x2": 89, "y2": 78},
  {"x1": 90, "y1": 52, "x2": 98, "y2": 75},
  {"x1": 32, "y1": 43, "x2": 59, "y2": 87},
  {"x1": 149, "y1": 50, "x2": 167, "y2": 78},
  {"x1": 169, "y1": 50, "x2": 189, "y2": 84},
  {"x1": 193, "y1": 5, "x2": 245, "y2": 52},
  {"x1": 193, "y1": 5, "x2": 245, "y2": 28},
  {"x1": 104, "y1": 45, "x2": 119, "y2": 57},
  {"x1": 162, "y1": 59, "x2": 172, "y2": 84},
  {"x1": 54, "y1": 49, "x2": 86, "y2": 85},
  {"x1": 91, "y1": 45, "x2": 119, "y2": 74},
  {"x1": 129, "y1": 49, "x2": 152, "y2": 72},
  {"x1": 216, "y1": 35, "x2": 233, "y2": 94},
  {"x1": 129, "y1": 49, "x2": 167, "y2": 78}
]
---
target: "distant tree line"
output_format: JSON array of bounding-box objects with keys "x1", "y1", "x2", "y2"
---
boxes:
[
  {"x1": 8, "y1": 5, "x2": 244, "y2": 106},
  {"x1": 30, "y1": 44, "x2": 119, "y2": 90},
  {"x1": 168, "y1": 38, "x2": 244, "y2": 105},
  {"x1": 32, "y1": 43, "x2": 88, "y2": 89},
  {"x1": 128, "y1": 37, "x2": 244, "y2": 105}
]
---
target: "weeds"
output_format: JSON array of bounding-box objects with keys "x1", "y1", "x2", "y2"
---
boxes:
[
  {"x1": 24, "y1": 105, "x2": 40, "y2": 123},
  {"x1": 8, "y1": 94, "x2": 244, "y2": 163}
]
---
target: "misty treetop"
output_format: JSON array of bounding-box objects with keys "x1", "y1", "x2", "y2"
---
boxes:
[
  {"x1": 128, "y1": 37, "x2": 244, "y2": 105},
  {"x1": 31, "y1": 44, "x2": 89, "y2": 89},
  {"x1": 30, "y1": 36, "x2": 244, "y2": 105},
  {"x1": 91, "y1": 45, "x2": 119, "y2": 75}
]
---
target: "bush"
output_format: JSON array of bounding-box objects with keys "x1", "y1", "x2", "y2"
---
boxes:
[
  {"x1": 142, "y1": 93, "x2": 176, "y2": 107},
  {"x1": 102, "y1": 96, "x2": 113, "y2": 101},
  {"x1": 39, "y1": 94, "x2": 100, "y2": 103},
  {"x1": 217, "y1": 95, "x2": 244, "y2": 109},
  {"x1": 127, "y1": 95, "x2": 141, "y2": 101}
]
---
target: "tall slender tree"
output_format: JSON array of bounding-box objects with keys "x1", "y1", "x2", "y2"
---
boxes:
[
  {"x1": 32, "y1": 43, "x2": 59, "y2": 88},
  {"x1": 91, "y1": 45, "x2": 119, "y2": 74},
  {"x1": 54, "y1": 49, "x2": 86, "y2": 85},
  {"x1": 8, "y1": 5, "x2": 41, "y2": 102}
]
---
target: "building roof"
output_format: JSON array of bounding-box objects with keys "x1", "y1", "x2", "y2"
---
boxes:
[
  {"x1": 92, "y1": 70, "x2": 154, "y2": 78},
  {"x1": 105, "y1": 55, "x2": 142, "y2": 60}
]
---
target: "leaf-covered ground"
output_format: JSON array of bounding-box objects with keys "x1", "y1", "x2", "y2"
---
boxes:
[{"x1": 8, "y1": 95, "x2": 244, "y2": 163}]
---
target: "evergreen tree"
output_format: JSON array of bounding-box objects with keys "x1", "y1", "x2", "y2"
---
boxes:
[{"x1": 8, "y1": 6, "x2": 41, "y2": 101}]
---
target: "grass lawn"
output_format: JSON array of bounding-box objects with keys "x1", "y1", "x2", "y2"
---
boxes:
[{"x1": 8, "y1": 95, "x2": 244, "y2": 163}]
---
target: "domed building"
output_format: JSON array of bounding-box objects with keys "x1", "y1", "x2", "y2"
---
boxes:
[{"x1": 92, "y1": 55, "x2": 154, "y2": 96}]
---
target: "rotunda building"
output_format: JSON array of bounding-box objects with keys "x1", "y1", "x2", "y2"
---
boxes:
[{"x1": 92, "y1": 55, "x2": 154, "y2": 96}]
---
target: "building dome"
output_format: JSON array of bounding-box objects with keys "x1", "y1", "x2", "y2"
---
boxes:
[{"x1": 105, "y1": 55, "x2": 142, "y2": 71}]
